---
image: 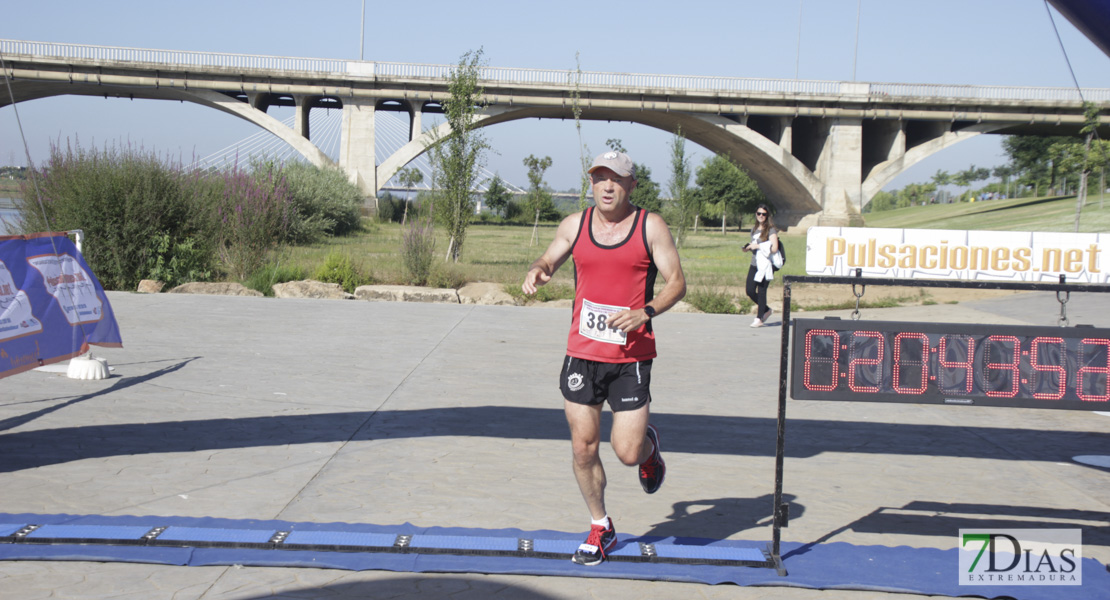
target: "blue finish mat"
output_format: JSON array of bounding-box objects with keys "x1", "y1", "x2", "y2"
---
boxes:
[{"x1": 1, "y1": 513, "x2": 1107, "y2": 599}]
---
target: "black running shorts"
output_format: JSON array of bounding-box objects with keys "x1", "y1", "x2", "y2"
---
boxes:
[{"x1": 560, "y1": 355, "x2": 653, "y2": 411}]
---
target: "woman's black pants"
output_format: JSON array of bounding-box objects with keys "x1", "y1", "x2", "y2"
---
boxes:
[{"x1": 745, "y1": 265, "x2": 769, "y2": 320}]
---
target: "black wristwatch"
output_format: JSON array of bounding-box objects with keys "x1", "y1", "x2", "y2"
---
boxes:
[{"x1": 643, "y1": 305, "x2": 656, "y2": 319}]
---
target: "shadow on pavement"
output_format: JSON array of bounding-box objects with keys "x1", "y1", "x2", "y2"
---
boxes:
[
  {"x1": 1, "y1": 406, "x2": 1106, "y2": 473},
  {"x1": 643, "y1": 493, "x2": 801, "y2": 541},
  {"x1": 786, "y1": 500, "x2": 1110, "y2": 559},
  {"x1": 0, "y1": 357, "x2": 200, "y2": 433},
  {"x1": 232, "y1": 576, "x2": 564, "y2": 600}
]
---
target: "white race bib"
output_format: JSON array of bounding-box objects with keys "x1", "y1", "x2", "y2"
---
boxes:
[{"x1": 579, "y1": 299, "x2": 628, "y2": 345}]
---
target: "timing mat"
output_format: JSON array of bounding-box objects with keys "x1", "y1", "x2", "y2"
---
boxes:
[{"x1": 1, "y1": 513, "x2": 1107, "y2": 599}]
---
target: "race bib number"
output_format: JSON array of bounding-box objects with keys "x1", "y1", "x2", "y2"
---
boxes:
[{"x1": 579, "y1": 299, "x2": 628, "y2": 345}]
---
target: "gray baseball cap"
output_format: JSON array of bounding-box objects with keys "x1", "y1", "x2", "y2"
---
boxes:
[{"x1": 588, "y1": 151, "x2": 636, "y2": 178}]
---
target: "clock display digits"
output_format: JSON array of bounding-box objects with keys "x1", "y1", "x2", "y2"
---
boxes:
[
  {"x1": 791, "y1": 319, "x2": 1110, "y2": 411},
  {"x1": 1078, "y1": 338, "x2": 1110, "y2": 403}
]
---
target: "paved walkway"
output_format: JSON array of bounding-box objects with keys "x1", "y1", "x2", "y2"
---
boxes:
[{"x1": 1, "y1": 289, "x2": 1108, "y2": 599}]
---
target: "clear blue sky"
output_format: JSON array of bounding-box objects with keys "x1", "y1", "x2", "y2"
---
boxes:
[{"x1": 2, "y1": 0, "x2": 1108, "y2": 195}]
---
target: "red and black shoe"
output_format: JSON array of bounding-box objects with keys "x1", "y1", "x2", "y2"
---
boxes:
[
  {"x1": 639, "y1": 424, "x2": 665, "y2": 494},
  {"x1": 571, "y1": 518, "x2": 616, "y2": 566}
]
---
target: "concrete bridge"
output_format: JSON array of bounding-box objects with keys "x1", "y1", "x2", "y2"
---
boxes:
[{"x1": 2, "y1": 39, "x2": 1108, "y2": 228}]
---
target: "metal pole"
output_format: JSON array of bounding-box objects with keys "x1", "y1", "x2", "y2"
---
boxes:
[
  {"x1": 795, "y1": 0, "x2": 804, "y2": 80},
  {"x1": 771, "y1": 280, "x2": 792, "y2": 571},
  {"x1": 359, "y1": 0, "x2": 366, "y2": 61},
  {"x1": 851, "y1": 0, "x2": 862, "y2": 81}
]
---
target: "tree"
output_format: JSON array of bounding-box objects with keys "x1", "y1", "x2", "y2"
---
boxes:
[
  {"x1": 396, "y1": 167, "x2": 423, "y2": 225},
  {"x1": 1002, "y1": 135, "x2": 1076, "y2": 197},
  {"x1": 694, "y1": 153, "x2": 764, "y2": 233},
  {"x1": 523, "y1": 154, "x2": 555, "y2": 245},
  {"x1": 629, "y1": 163, "x2": 663, "y2": 213},
  {"x1": 991, "y1": 165, "x2": 1015, "y2": 199},
  {"x1": 668, "y1": 127, "x2": 695, "y2": 247},
  {"x1": 953, "y1": 165, "x2": 990, "y2": 200},
  {"x1": 1092, "y1": 139, "x2": 1110, "y2": 210},
  {"x1": 930, "y1": 169, "x2": 951, "y2": 202},
  {"x1": 865, "y1": 190, "x2": 896, "y2": 212},
  {"x1": 483, "y1": 173, "x2": 512, "y2": 217},
  {"x1": 427, "y1": 48, "x2": 489, "y2": 263},
  {"x1": 1073, "y1": 102, "x2": 1102, "y2": 231},
  {"x1": 606, "y1": 139, "x2": 662, "y2": 213},
  {"x1": 897, "y1": 182, "x2": 937, "y2": 207}
]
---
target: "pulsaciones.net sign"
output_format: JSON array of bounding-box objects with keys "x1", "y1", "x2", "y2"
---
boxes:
[{"x1": 806, "y1": 227, "x2": 1106, "y2": 283}]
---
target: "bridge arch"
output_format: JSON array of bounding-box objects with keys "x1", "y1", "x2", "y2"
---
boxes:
[
  {"x1": 177, "y1": 89, "x2": 335, "y2": 169},
  {"x1": 376, "y1": 105, "x2": 826, "y2": 220},
  {"x1": 0, "y1": 81, "x2": 339, "y2": 171},
  {"x1": 862, "y1": 123, "x2": 1006, "y2": 201}
]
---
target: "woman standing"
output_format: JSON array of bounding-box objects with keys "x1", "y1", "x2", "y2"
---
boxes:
[{"x1": 742, "y1": 204, "x2": 779, "y2": 328}]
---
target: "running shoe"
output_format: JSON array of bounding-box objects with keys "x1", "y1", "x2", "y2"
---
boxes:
[
  {"x1": 750, "y1": 317, "x2": 764, "y2": 328},
  {"x1": 571, "y1": 518, "x2": 616, "y2": 566},
  {"x1": 639, "y1": 424, "x2": 665, "y2": 494}
]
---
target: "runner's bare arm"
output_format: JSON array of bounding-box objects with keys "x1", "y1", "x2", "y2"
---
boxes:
[
  {"x1": 522, "y1": 212, "x2": 582, "y2": 295},
  {"x1": 608, "y1": 212, "x2": 687, "y2": 333}
]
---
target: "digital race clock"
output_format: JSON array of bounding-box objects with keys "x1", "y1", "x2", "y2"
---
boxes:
[{"x1": 790, "y1": 318, "x2": 1110, "y2": 410}]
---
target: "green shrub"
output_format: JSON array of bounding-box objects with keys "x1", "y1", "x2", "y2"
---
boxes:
[
  {"x1": 281, "y1": 162, "x2": 363, "y2": 242},
  {"x1": 212, "y1": 163, "x2": 292, "y2": 280},
  {"x1": 245, "y1": 262, "x2": 308, "y2": 296},
  {"x1": 313, "y1": 251, "x2": 371, "y2": 293},
  {"x1": 503, "y1": 200, "x2": 524, "y2": 221},
  {"x1": 20, "y1": 141, "x2": 215, "y2": 291},
  {"x1": 685, "y1": 288, "x2": 741, "y2": 314},
  {"x1": 376, "y1": 191, "x2": 399, "y2": 224},
  {"x1": 428, "y1": 265, "x2": 469, "y2": 290},
  {"x1": 401, "y1": 216, "x2": 436, "y2": 286},
  {"x1": 144, "y1": 231, "x2": 216, "y2": 288}
]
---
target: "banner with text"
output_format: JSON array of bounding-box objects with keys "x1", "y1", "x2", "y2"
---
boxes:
[
  {"x1": 0, "y1": 232, "x2": 122, "y2": 379},
  {"x1": 806, "y1": 227, "x2": 1107, "y2": 283}
]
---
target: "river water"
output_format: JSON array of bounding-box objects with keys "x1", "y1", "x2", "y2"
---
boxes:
[{"x1": 1, "y1": 199, "x2": 21, "y2": 235}]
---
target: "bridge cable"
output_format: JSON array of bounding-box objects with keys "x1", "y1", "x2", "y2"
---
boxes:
[
  {"x1": 1044, "y1": 3, "x2": 1104, "y2": 153},
  {"x1": 1043, "y1": 0, "x2": 1087, "y2": 104},
  {"x1": 1043, "y1": 0, "x2": 1104, "y2": 226}
]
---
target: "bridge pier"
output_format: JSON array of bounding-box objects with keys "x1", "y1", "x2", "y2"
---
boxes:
[
  {"x1": 295, "y1": 96, "x2": 311, "y2": 139},
  {"x1": 808, "y1": 117, "x2": 866, "y2": 228},
  {"x1": 340, "y1": 99, "x2": 378, "y2": 211},
  {"x1": 410, "y1": 104, "x2": 423, "y2": 142}
]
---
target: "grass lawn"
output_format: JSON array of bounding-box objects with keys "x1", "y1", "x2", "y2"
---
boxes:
[
  {"x1": 272, "y1": 192, "x2": 1107, "y2": 313},
  {"x1": 278, "y1": 220, "x2": 792, "y2": 308},
  {"x1": 861, "y1": 192, "x2": 1110, "y2": 233}
]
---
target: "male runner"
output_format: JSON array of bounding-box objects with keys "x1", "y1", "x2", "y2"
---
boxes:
[{"x1": 522, "y1": 150, "x2": 687, "y2": 565}]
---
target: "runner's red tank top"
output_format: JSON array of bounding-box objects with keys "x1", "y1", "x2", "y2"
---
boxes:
[{"x1": 566, "y1": 207, "x2": 658, "y2": 363}]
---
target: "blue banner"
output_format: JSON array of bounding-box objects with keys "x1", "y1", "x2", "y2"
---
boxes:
[{"x1": 0, "y1": 232, "x2": 122, "y2": 379}]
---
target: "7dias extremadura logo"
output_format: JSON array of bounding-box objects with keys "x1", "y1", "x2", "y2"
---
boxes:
[{"x1": 959, "y1": 529, "x2": 1082, "y2": 586}]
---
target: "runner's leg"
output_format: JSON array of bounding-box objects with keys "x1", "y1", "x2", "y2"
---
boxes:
[
  {"x1": 610, "y1": 403, "x2": 652, "y2": 466},
  {"x1": 565, "y1": 399, "x2": 607, "y2": 520}
]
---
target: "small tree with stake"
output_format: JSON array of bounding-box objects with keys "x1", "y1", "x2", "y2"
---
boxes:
[
  {"x1": 427, "y1": 48, "x2": 489, "y2": 263},
  {"x1": 396, "y1": 167, "x2": 423, "y2": 226},
  {"x1": 523, "y1": 154, "x2": 554, "y2": 246}
]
